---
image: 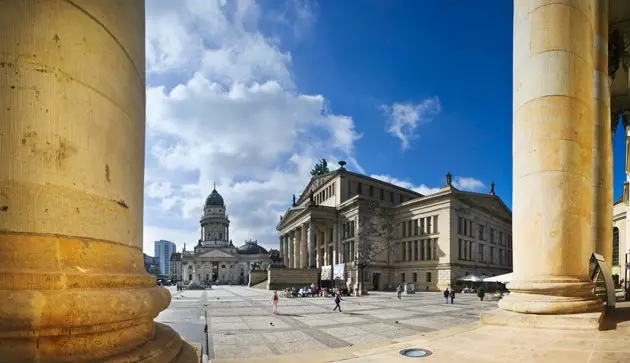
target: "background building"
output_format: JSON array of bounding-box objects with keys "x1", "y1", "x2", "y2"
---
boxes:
[
  {"x1": 170, "y1": 252, "x2": 182, "y2": 282},
  {"x1": 154, "y1": 240, "x2": 176, "y2": 276},
  {"x1": 276, "y1": 164, "x2": 512, "y2": 291},
  {"x1": 181, "y1": 186, "x2": 272, "y2": 284},
  {"x1": 143, "y1": 253, "x2": 160, "y2": 276}
]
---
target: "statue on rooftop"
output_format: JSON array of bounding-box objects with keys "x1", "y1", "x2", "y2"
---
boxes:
[{"x1": 446, "y1": 172, "x2": 453, "y2": 187}]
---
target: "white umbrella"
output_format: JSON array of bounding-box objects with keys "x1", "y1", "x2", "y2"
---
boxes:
[{"x1": 483, "y1": 273, "x2": 512, "y2": 283}]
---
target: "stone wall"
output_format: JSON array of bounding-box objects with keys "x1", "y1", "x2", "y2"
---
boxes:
[
  {"x1": 249, "y1": 271, "x2": 267, "y2": 287},
  {"x1": 267, "y1": 268, "x2": 319, "y2": 290}
]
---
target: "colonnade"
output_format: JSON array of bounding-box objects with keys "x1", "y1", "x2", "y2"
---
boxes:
[
  {"x1": 279, "y1": 220, "x2": 345, "y2": 269},
  {"x1": 499, "y1": 0, "x2": 613, "y2": 316}
]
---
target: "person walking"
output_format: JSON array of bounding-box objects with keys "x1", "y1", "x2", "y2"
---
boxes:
[
  {"x1": 272, "y1": 290, "x2": 279, "y2": 314},
  {"x1": 449, "y1": 288, "x2": 456, "y2": 304},
  {"x1": 333, "y1": 292, "x2": 343, "y2": 312},
  {"x1": 443, "y1": 287, "x2": 450, "y2": 303},
  {"x1": 396, "y1": 284, "x2": 403, "y2": 300}
]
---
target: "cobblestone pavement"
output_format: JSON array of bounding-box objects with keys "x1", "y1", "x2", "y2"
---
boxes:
[{"x1": 156, "y1": 286, "x2": 499, "y2": 361}]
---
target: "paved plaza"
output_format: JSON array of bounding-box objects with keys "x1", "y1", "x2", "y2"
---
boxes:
[{"x1": 156, "y1": 286, "x2": 499, "y2": 361}]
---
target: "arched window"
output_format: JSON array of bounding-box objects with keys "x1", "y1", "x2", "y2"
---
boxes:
[{"x1": 613, "y1": 227, "x2": 620, "y2": 266}]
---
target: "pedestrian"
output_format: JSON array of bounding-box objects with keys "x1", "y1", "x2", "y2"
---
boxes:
[
  {"x1": 333, "y1": 292, "x2": 343, "y2": 312},
  {"x1": 396, "y1": 284, "x2": 403, "y2": 300},
  {"x1": 271, "y1": 290, "x2": 279, "y2": 314},
  {"x1": 449, "y1": 288, "x2": 456, "y2": 304},
  {"x1": 443, "y1": 287, "x2": 449, "y2": 303}
]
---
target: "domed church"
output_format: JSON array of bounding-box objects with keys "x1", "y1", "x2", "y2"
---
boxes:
[{"x1": 181, "y1": 184, "x2": 272, "y2": 285}]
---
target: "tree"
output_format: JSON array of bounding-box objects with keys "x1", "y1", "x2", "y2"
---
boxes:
[
  {"x1": 353, "y1": 199, "x2": 395, "y2": 296},
  {"x1": 310, "y1": 159, "x2": 329, "y2": 176}
]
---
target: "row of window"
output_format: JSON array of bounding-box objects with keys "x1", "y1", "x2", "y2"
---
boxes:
[
  {"x1": 352, "y1": 181, "x2": 412, "y2": 205},
  {"x1": 457, "y1": 216, "x2": 512, "y2": 248},
  {"x1": 315, "y1": 183, "x2": 336, "y2": 205},
  {"x1": 398, "y1": 238, "x2": 437, "y2": 262},
  {"x1": 458, "y1": 239, "x2": 512, "y2": 265},
  {"x1": 399, "y1": 216, "x2": 438, "y2": 238},
  {"x1": 401, "y1": 272, "x2": 432, "y2": 283}
]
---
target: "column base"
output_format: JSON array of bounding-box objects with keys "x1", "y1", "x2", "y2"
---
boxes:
[
  {"x1": 498, "y1": 279, "x2": 603, "y2": 314},
  {"x1": 481, "y1": 308, "x2": 603, "y2": 330},
  {"x1": 104, "y1": 323, "x2": 200, "y2": 363}
]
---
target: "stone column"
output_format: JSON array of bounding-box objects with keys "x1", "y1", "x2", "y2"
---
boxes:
[
  {"x1": 498, "y1": 1, "x2": 602, "y2": 315},
  {"x1": 279, "y1": 235, "x2": 284, "y2": 259},
  {"x1": 292, "y1": 230, "x2": 299, "y2": 268},
  {"x1": 424, "y1": 240, "x2": 429, "y2": 261},
  {"x1": 308, "y1": 221, "x2": 316, "y2": 268},
  {"x1": 0, "y1": 1, "x2": 196, "y2": 362},
  {"x1": 299, "y1": 226, "x2": 307, "y2": 268},
  {"x1": 592, "y1": 0, "x2": 612, "y2": 268},
  {"x1": 333, "y1": 223, "x2": 339, "y2": 265}
]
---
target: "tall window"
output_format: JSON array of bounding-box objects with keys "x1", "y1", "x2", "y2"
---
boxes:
[
  {"x1": 613, "y1": 227, "x2": 620, "y2": 266},
  {"x1": 401, "y1": 273, "x2": 406, "y2": 283},
  {"x1": 412, "y1": 273, "x2": 417, "y2": 283},
  {"x1": 426, "y1": 272, "x2": 432, "y2": 283}
]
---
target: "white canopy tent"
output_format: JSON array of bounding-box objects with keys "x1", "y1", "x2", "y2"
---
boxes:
[
  {"x1": 483, "y1": 273, "x2": 512, "y2": 283},
  {"x1": 457, "y1": 274, "x2": 484, "y2": 282}
]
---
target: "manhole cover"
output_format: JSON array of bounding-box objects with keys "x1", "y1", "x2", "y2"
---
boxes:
[{"x1": 399, "y1": 348, "x2": 432, "y2": 358}]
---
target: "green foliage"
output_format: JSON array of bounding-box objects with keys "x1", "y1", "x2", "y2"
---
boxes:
[
  {"x1": 310, "y1": 159, "x2": 329, "y2": 176},
  {"x1": 476, "y1": 286, "x2": 485, "y2": 298}
]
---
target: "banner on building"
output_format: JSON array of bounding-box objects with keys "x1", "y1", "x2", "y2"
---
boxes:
[
  {"x1": 321, "y1": 265, "x2": 332, "y2": 280},
  {"x1": 333, "y1": 264, "x2": 345, "y2": 280}
]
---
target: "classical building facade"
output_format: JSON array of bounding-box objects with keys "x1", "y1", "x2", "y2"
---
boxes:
[
  {"x1": 276, "y1": 166, "x2": 512, "y2": 291},
  {"x1": 181, "y1": 186, "x2": 272, "y2": 284}
]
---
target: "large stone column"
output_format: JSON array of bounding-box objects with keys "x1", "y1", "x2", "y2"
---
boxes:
[
  {"x1": 308, "y1": 221, "x2": 316, "y2": 268},
  {"x1": 592, "y1": 0, "x2": 613, "y2": 268},
  {"x1": 292, "y1": 230, "x2": 298, "y2": 268},
  {"x1": 333, "y1": 223, "x2": 339, "y2": 265},
  {"x1": 0, "y1": 1, "x2": 197, "y2": 362},
  {"x1": 498, "y1": 1, "x2": 602, "y2": 316}
]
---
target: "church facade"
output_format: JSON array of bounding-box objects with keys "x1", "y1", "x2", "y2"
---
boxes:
[
  {"x1": 181, "y1": 186, "x2": 272, "y2": 285},
  {"x1": 276, "y1": 163, "x2": 513, "y2": 291}
]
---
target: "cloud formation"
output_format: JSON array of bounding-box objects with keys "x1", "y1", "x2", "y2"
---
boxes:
[
  {"x1": 144, "y1": 0, "x2": 361, "y2": 253},
  {"x1": 383, "y1": 97, "x2": 441, "y2": 150}
]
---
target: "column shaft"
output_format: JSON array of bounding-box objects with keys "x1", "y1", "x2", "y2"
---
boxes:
[
  {"x1": 592, "y1": 0, "x2": 612, "y2": 268},
  {"x1": 499, "y1": 0, "x2": 602, "y2": 314},
  {"x1": 333, "y1": 223, "x2": 339, "y2": 265},
  {"x1": 308, "y1": 222, "x2": 316, "y2": 268},
  {"x1": 0, "y1": 0, "x2": 195, "y2": 361},
  {"x1": 292, "y1": 230, "x2": 298, "y2": 268}
]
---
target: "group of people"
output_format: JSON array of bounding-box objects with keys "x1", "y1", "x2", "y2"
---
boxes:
[{"x1": 443, "y1": 286, "x2": 456, "y2": 304}]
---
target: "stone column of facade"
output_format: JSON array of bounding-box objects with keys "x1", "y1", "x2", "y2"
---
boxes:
[
  {"x1": 333, "y1": 223, "x2": 339, "y2": 265},
  {"x1": 292, "y1": 230, "x2": 298, "y2": 268},
  {"x1": 0, "y1": 1, "x2": 197, "y2": 362},
  {"x1": 300, "y1": 226, "x2": 307, "y2": 268},
  {"x1": 315, "y1": 227, "x2": 321, "y2": 268},
  {"x1": 279, "y1": 235, "x2": 284, "y2": 259},
  {"x1": 308, "y1": 221, "x2": 316, "y2": 268},
  {"x1": 498, "y1": 1, "x2": 602, "y2": 315},
  {"x1": 592, "y1": 0, "x2": 613, "y2": 268}
]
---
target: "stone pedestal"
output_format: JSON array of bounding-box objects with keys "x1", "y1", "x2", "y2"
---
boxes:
[
  {"x1": 498, "y1": 1, "x2": 603, "y2": 318},
  {"x1": 0, "y1": 1, "x2": 197, "y2": 361}
]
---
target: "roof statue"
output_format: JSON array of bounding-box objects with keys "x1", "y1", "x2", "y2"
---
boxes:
[
  {"x1": 337, "y1": 160, "x2": 347, "y2": 171},
  {"x1": 309, "y1": 190, "x2": 314, "y2": 203},
  {"x1": 490, "y1": 181, "x2": 496, "y2": 195},
  {"x1": 446, "y1": 172, "x2": 453, "y2": 187},
  {"x1": 292, "y1": 194, "x2": 296, "y2": 206}
]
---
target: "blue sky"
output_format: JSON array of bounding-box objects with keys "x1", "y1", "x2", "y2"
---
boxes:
[{"x1": 142, "y1": 0, "x2": 627, "y2": 254}]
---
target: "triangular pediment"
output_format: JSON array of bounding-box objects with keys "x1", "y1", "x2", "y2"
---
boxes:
[
  {"x1": 457, "y1": 192, "x2": 512, "y2": 221},
  {"x1": 198, "y1": 249, "x2": 238, "y2": 259},
  {"x1": 296, "y1": 172, "x2": 339, "y2": 204}
]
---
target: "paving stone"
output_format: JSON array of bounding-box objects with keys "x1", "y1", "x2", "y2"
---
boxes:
[{"x1": 162, "y1": 286, "x2": 495, "y2": 361}]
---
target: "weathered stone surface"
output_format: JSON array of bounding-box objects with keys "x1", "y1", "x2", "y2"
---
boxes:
[{"x1": 0, "y1": 1, "x2": 196, "y2": 361}]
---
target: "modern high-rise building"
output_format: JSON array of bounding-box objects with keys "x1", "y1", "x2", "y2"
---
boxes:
[{"x1": 154, "y1": 240, "x2": 176, "y2": 276}]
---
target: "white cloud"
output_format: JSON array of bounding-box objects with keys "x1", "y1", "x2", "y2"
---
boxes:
[
  {"x1": 143, "y1": 0, "x2": 362, "y2": 254},
  {"x1": 382, "y1": 97, "x2": 441, "y2": 150},
  {"x1": 370, "y1": 174, "x2": 487, "y2": 196}
]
